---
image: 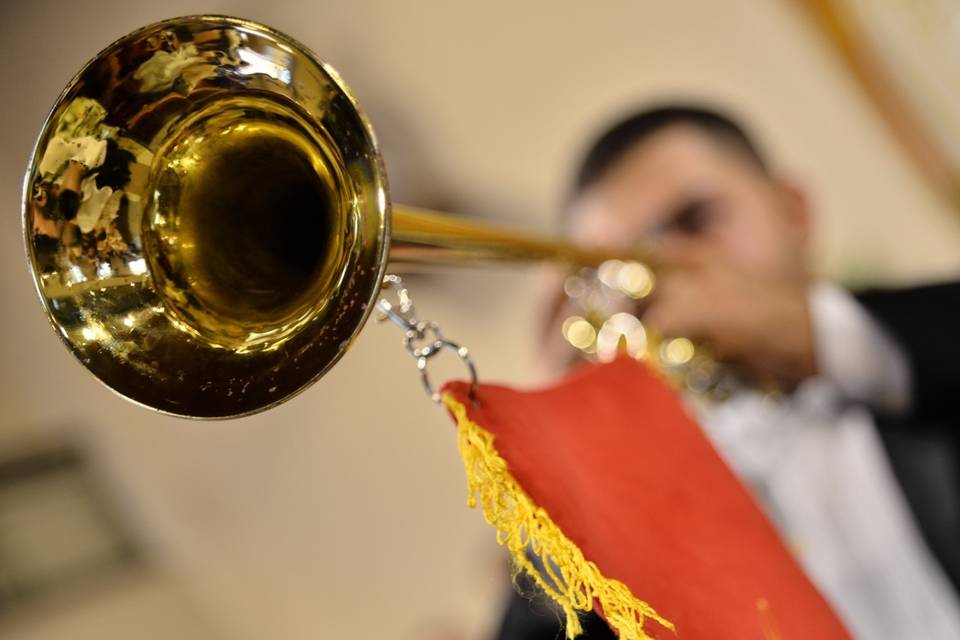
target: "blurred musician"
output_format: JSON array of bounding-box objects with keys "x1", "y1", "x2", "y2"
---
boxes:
[{"x1": 497, "y1": 107, "x2": 960, "y2": 640}]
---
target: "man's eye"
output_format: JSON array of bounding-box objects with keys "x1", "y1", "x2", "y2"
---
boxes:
[{"x1": 671, "y1": 201, "x2": 713, "y2": 235}]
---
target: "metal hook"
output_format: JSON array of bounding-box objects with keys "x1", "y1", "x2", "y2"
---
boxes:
[{"x1": 377, "y1": 274, "x2": 479, "y2": 405}]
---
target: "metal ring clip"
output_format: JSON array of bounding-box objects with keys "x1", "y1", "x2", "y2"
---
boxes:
[
  {"x1": 376, "y1": 274, "x2": 479, "y2": 404},
  {"x1": 416, "y1": 340, "x2": 478, "y2": 404}
]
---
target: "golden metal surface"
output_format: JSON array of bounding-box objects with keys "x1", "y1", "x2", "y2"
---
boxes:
[
  {"x1": 390, "y1": 206, "x2": 642, "y2": 267},
  {"x1": 23, "y1": 15, "x2": 657, "y2": 419},
  {"x1": 559, "y1": 261, "x2": 733, "y2": 399},
  {"x1": 24, "y1": 16, "x2": 389, "y2": 418}
]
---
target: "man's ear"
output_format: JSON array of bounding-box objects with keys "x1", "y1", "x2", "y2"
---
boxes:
[{"x1": 775, "y1": 179, "x2": 812, "y2": 246}]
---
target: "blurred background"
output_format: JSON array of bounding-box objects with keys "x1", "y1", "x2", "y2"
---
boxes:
[{"x1": 2, "y1": 1, "x2": 960, "y2": 638}]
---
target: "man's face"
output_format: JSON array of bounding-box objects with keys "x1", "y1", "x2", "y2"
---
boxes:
[{"x1": 570, "y1": 125, "x2": 810, "y2": 282}]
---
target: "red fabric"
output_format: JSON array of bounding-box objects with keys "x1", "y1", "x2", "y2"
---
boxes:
[{"x1": 443, "y1": 358, "x2": 850, "y2": 639}]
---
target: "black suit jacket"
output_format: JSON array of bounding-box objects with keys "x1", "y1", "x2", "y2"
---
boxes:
[
  {"x1": 496, "y1": 282, "x2": 960, "y2": 640},
  {"x1": 856, "y1": 282, "x2": 960, "y2": 593}
]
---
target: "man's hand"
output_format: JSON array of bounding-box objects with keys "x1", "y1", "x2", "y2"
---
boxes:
[{"x1": 643, "y1": 242, "x2": 817, "y2": 389}]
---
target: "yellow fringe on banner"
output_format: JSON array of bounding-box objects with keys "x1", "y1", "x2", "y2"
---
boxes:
[{"x1": 442, "y1": 393, "x2": 674, "y2": 640}]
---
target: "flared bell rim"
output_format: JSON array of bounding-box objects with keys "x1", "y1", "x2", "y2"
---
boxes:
[{"x1": 22, "y1": 15, "x2": 391, "y2": 419}]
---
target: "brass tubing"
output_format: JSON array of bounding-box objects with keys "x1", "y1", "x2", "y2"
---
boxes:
[{"x1": 389, "y1": 206, "x2": 646, "y2": 268}]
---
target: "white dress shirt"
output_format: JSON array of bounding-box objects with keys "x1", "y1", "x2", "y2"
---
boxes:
[{"x1": 698, "y1": 282, "x2": 960, "y2": 639}]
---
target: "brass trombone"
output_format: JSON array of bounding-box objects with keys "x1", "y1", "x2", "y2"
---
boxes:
[{"x1": 23, "y1": 15, "x2": 672, "y2": 419}]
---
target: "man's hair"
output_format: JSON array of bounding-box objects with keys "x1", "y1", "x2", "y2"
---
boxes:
[{"x1": 574, "y1": 105, "x2": 768, "y2": 193}]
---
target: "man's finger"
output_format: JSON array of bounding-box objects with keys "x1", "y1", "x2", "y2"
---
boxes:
[{"x1": 643, "y1": 276, "x2": 710, "y2": 339}]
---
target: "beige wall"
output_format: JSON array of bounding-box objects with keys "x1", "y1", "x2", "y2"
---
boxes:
[{"x1": 2, "y1": 1, "x2": 959, "y2": 638}]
